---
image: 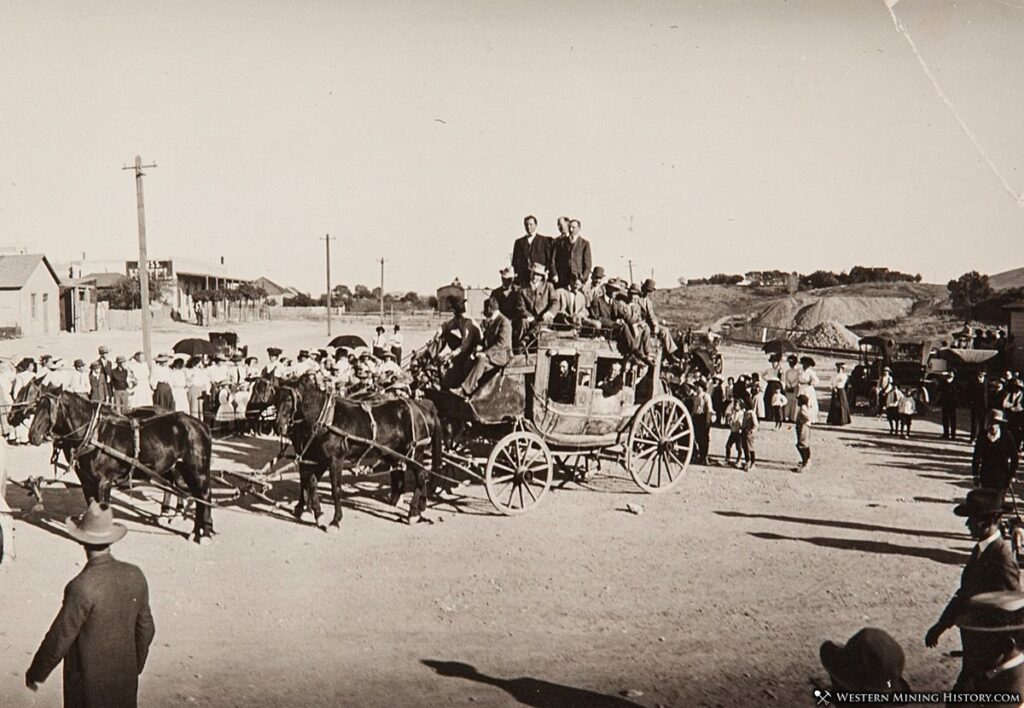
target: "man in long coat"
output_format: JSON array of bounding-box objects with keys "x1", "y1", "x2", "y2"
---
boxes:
[
  {"x1": 551, "y1": 219, "x2": 592, "y2": 289},
  {"x1": 459, "y1": 299, "x2": 513, "y2": 396},
  {"x1": 926, "y1": 489, "x2": 1020, "y2": 691},
  {"x1": 511, "y1": 215, "x2": 554, "y2": 287},
  {"x1": 26, "y1": 501, "x2": 155, "y2": 707}
]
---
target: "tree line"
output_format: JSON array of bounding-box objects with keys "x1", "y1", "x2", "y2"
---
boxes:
[
  {"x1": 283, "y1": 285, "x2": 437, "y2": 311},
  {"x1": 683, "y1": 266, "x2": 922, "y2": 289}
]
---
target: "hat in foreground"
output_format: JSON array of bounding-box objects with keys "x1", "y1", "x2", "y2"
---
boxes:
[
  {"x1": 66, "y1": 501, "x2": 127, "y2": 545},
  {"x1": 956, "y1": 591, "x2": 1024, "y2": 633},
  {"x1": 819, "y1": 627, "x2": 909, "y2": 692},
  {"x1": 954, "y1": 488, "x2": 1006, "y2": 517}
]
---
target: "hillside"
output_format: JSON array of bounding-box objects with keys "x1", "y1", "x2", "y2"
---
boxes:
[
  {"x1": 653, "y1": 281, "x2": 957, "y2": 340},
  {"x1": 990, "y1": 266, "x2": 1024, "y2": 291}
]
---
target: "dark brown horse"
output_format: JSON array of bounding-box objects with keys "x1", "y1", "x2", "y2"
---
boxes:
[
  {"x1": 275, "y1": 375, "x2": 443, "y2": 529},
  {"x1": 28, "y1": 390, "x2": 216, "y2": 544}
]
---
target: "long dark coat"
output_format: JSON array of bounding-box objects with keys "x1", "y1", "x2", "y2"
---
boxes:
[
  {"x1": 27, "y1": 554, "x2": 156, "y2": 708},
  {"x1": 511, "y1": 234, "x2": 554, "y2": 286},
  {"x1": 973, "y1": 431, "x2": 1020, "y2": 493}
]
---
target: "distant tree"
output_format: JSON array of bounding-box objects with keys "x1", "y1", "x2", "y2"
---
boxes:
[
  {"x1": 800, "y1": 270, "x2": 841, "y2": 290},
  {"x1": 677, "y1": 277, "x2": 687, "y2": 287},
  {"x1": 353, "y1": 284, "x2": 372, "y2": 299},
  {"x1": 402, "y1": 291, "x2": 420, "y2": 305},
  {"x1": 99, "y1": 273, "x2": 165, "y2": 310},
  {"x1": 371, "y1": 286, "x2": 382, "y2": 300},
  {"x1": 283, "y1": 292, "x2": 318, "y2": 307},
  {"x1": 706, "y1": 273, "x2": 744, "y2": 285},
  {"x1": 947, "y1": 271, "x2": 993, "y2": 318},
  {"x1": 426, "y1": 295, "x2": 438, "y2": 309}
]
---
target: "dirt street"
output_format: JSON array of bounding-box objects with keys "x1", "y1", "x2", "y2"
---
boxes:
[{"x1": 0, "y1": 324, "x2": 980, "y2": 706}]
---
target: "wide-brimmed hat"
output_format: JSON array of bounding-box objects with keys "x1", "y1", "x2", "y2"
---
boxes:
[
  {"x1": 819, "y1": 628, "x2": 908, "y2": 693},
  {"x1": 381, "y1": 351, "x2": 396, "y2": 360},
  {"x1": 98, "y1": 345, "x2": 110, "y2": 354},
  {"x1": 642, "y1": 278, "x2": 656, "y2": 292},
  {"x1": 800, "y1": 356, "x2": 816, "y2": 368},
  {"x1": 956, "y1": 591, "x2": 1024, "y2": 633},
  {"x1": 267, "y1": 347, "x2": 282, "y2": 357},
  {"x1": 48, "y1": 357, "x2": 64, "y2": 368},
  {"x1": 604, "y1": 279, "x2": 625, "y2": 293},
  {"x1": 954, "y1": 488, "x2": 1005, "y2": 518},
  {"x1": 988, "y1": 409, "x2": 1007, "y2": 424},
  {"x1": 115, "y1": 355, "x2": 127, "y2": 363},
  {"x1": 66, "y1": 501, "x2": 127, "y2": 546},
  {"x1": 530, "y1": 263, "x2": 548, "y2": 277},
  {"x1": 155, "y1": 353, "x2": 171, "y2": 363},
  {"x1": 591, "y1": 266, "x2": 605, "y2": 279},
  {"x1": 628, "y1": 283, "x2": 641, "y2": 296}
]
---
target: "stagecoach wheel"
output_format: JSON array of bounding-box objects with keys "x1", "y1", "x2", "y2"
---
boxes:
[
  {"x1": 484, "y1": 432, "x2": 553, "y2": 516},
  {"x1": 626, "y1": 394, "x2": 693, "y2": 494}
]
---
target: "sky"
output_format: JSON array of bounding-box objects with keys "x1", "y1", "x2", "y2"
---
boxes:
[{"x1": 1, "y1": 0, "x2": 1022, "y2": 294}]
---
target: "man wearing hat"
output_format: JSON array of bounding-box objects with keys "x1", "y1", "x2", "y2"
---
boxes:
[
  {"x1": 41, "y1": 357, "x2": 70, "y2": 390},
  {"x1": 511, "y1": 214, "x2": 554, "y2": 287},
  {"x1": 953, "y1": 591, "x2": 1024, "y2": 700},
  {"x1": 371, "y1": 326, "x2": 388, "y2": 359},
  {"x1": 968, "y1": 371, "x2": 990, "y2": 443},
  {"x1": 94, "y1": 346, "x2": 113, "y2": 402},
  {"x1": 110, "y1": 355, "x2": 134, "y2": 413},
  {"x1": 458, "y1": 298, "x2": 513, "y2": 397},
  {"x1": 127, "y1": 352, "x2": 150, "y2": 409},
  {"x1": 926, "y1": 489, "x2": 1020, "y2": 686},
  {"x1": 938, "y1": 371, "x2": 960, "y2": 440},
  {"x1": 26, "y1": 501, "x2": 155, "y2": 706},
  {"x1": 435, "y1": 296, "x2": 481, "y2": 389},
  {"x1": 492, "y1": 268, "x2": 527, "y2": 348},
  {"x1": 554, "y1": 274, "x2": 589, "y2": 328},
  {"x1": 587, "y1": 279, "x2": 629, "y2": 331},
  {"x1": 581, "y1": 266, "x2": 606, "y2": 306},
  {"x1": 68, "y1": 359, "x2": 90, "y2": 395},
  {"x1": 263, "y1": 347, "x2": 284, "y2": 378},
  {"x1": 519, "y1": 263, "x2": 557, "y2": 332},
  {"x1": 551, "y1": 217, "x2": 592, "y2": 289},
  {"x1": 972, "y1": 409, "x2": 1019, "y2": 497},
  {"x1": 820, "y1": 627, "x2": 910, "y2": 694}
]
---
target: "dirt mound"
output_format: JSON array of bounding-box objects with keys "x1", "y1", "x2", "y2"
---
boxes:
[
  {"x1": 752, "y1": 295, "x2": 914, "y2": 330},
  {"x1": 796, "y1": 320, "x2": 861, "y2": 350}
]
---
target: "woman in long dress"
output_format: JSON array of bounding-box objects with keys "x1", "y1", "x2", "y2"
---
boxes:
[
  {"x1": 782, "y1": 355, "x2": 802, "y2": 422},
  {"x1": 761, "y1": 355, "x2": 783, "y2": 419},
  {"x1": 798, "y1": 356, "x2": 821, "y2": 422},
  {"x1": 827, "y1": 362, "x2": 852, "y2": 426},
  {"x1": 185, "y1": 358, "x2": 210, "y2": 420},
  {"x1": 169, "y1": 358, "x2": 189, "y2": 414},
  {"x1": 150, "y1": 354, "x2": 175, "y2": 411}
]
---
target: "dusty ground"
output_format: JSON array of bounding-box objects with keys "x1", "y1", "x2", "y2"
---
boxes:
[{"x1": 0, "y1": 321, "x2": 984, "y2": 707}]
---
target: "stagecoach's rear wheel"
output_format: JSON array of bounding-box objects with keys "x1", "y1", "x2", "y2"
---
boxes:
[
  {"x1": 626, "y1": 394, "x2": 693, "y2": 493},
  {"x1": 484, "y1": 431, "x2": 553, "y2": 515}
]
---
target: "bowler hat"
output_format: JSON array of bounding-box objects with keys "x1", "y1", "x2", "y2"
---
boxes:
[
  {"x1": 819, "y1": 627, "x2": 909, "y2": 692},
  {"x1": 115, "y1": 355, "x2": 127, "y2": 363},
  {"x1": 66, "y1": 501, "x2": 127, "y2": 545},
  {"x1": 956, "y1": 591, "x2": 1024, "y2": 633},
  {"x1": 592, "y1": 266, "x2": 605, "y2": 278},
  {"x1": 98, "y1": 345, "x2": 110, "y2": 354},
  {"x1": 73, "y1": 359, "x2": 85, "y2": 368},
  {"x1": 954, "y1": 488, "x2": 1005, "y2": 518},
  {"x1": 267, "y1": 347, "x2": 282, "y2": 357},
  {"x1": 628, "y1": 284, "x2": 641, "y2": 296},
  {"x1": 642, "y1": 278, "x2": 656, "y2": 291}
]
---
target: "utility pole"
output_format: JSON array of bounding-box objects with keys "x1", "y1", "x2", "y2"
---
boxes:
[
  {"x1": 322, "y1": 234, "x2": 333, "y2": 336},
  {"x1": 122, "y1": 156, "x2": 157, "y2": 363},
  {"x1": 379, "y1": 257, "x2": 385, "y2": 322},
  {"x1": 627, "y1": 259, "x2": 635, "y2": 285}
]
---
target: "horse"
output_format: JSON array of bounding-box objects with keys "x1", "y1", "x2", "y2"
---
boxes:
[
  {"x1": 28, "y1": 389, "x2": 216, "y2": 544},
  {"x1": 274, "y1": 374, "x2": 444, "y2": 529}
]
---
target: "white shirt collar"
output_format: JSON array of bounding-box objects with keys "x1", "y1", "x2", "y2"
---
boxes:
[{"x1": 977, "y1": 530, "x2": 1001, "y2": 555}]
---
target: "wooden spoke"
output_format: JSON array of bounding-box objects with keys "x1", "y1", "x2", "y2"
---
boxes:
[
  {"x1": 627, "y1": 395, "x2": 693, "y2": 494},
  {"x1": 485, "y1": 432, "x2": 553, "y2": 515}
]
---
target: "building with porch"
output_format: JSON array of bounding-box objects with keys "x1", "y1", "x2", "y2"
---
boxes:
[{"x1": 126, "y1": 257, "x2": 252, "y2": 318}]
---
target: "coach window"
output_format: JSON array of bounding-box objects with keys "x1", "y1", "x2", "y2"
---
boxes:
[
  {"x1": 548, "y1": 355, "x2": 577, "y2": 404},
  {"x1": 596, "y1": 357, "x2": 624, "y2": 398}
]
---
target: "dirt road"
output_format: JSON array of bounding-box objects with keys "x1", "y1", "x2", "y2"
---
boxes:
[{"x1": 0, "y1": 328, "x2": 979, "y2": 706}]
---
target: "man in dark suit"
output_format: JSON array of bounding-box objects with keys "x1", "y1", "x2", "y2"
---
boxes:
[
  {"x1": 938, "y1": 371, "x2": 959, "y2": 440},
  {"x1": 27, "y1": 501, "x2": 155, "y2": 707},
  {"x1": 511, "y1": 215, "x2": 554, "y2": 287},
  {"x1": 492, "y1": 267, "x2": 527, "y2": 346},
  {"x1": 519, "y1": 264, "x2": 557, "y2": 330},
  {"x1": 435, "y1": 297, "x2": 482, "y2": 390},
  {"x1": 926, "y1": 489, "x2": 1020, "y2": 690},
  {"x1": 968, "y1": 371, "x2": 989, "y2": 443},
  {"x1": 94, "y1": 346, "x2": 113, "y2": 402},
  {"x1": 551, "y1": 219, "x2": 592, "y2": 289},
  {"x1": 459, "y1": 298, "x2": 513, "y2": 397},
  {"x1": 953, "y1": 591, "x2": 1024, "y2": 702}
]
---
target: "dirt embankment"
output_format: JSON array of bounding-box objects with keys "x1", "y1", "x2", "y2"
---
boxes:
[{"x1": 753, "y1": 296, "x2": 915, "y2": 330}]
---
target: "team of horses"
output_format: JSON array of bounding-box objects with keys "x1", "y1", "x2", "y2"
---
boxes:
[{"x1": 9, "y1": 371, "x2": 446, "y2": 544}]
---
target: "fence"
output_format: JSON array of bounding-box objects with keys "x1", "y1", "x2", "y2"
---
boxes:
[
  {"x1": 267, "y1": 307, "x2": 441, "y2": 326},
  {"x1": 103, "y1": 307, "x2": 171, "y2": 331}
]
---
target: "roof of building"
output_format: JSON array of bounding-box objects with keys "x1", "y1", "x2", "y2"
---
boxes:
[
  {"x1": 253, "y1": 276, "x2": 291, "y2": 296},
  {"x1": 77, "y1": 272, "x2": 127, "y2": 289},
  {"x1": 127, "y1": 257, "x2": 251, "y2": 282},
  {"x1": 1004, "y1": 300, "x2": 1024, "y2": 311},
  {"x1": 0, "y1": 254, "x2": 60, "y2": 290}
]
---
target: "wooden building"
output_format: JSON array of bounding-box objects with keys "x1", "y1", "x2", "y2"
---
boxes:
[{"x1": 0, "y1": 254, "x2": 61, "y2": 337}]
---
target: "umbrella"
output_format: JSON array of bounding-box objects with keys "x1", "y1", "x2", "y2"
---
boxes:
[
  {"x1": 328, "y1": 335, "x2": 368, "y2": 349},
  {"x1": 762, "y1": 338, "x2": 798, "y2": 356},
  {"x1": 172, "y1": 338, "x2": 215, "y2": 356}
]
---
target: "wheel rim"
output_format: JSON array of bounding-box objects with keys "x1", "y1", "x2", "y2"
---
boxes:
[
  {"x1": 627, "y1": 395, "x2": 693, "y2": 493},
  {"x1": 485, "y1": 432, "x2": 553, "y2": 515}
]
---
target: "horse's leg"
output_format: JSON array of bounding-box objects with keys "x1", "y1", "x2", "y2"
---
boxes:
[
  {"x1": 407, "y1": 460, "x2": 430, "y2": 524},
  {"x1": 308, "y1": 466, "x2": 325, "y2": 529},
  {"x1": 388, "y1": 466, "x2": 404, "y2": 507},
  {"x1": 326, "y1": 463, "x2": 344, "y2": 531},
  {"x1": 292, "y1": 462, "x2": 308, "y2": 520}
]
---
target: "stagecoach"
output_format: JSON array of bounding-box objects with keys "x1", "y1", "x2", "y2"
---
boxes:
[{"x1": 424, "y1": 329, "x2": 695, "y2": 515}]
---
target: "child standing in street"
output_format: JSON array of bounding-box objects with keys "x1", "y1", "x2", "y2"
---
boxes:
[
  {"x1": 723, "y1": 397, "x2": 743, "y2": 466},
  {"x1": 795, "y1": 394, "x2": 813, "y2": 472},
  {"x1": 897, "y1": 386, "x2": 917, "y2": 438},
  {"x1": 771, "y1": 388, "x2": 787, "y2": 429},
  {"x1": 741, "y1": 396, "x2": 759, "y2": 471}
]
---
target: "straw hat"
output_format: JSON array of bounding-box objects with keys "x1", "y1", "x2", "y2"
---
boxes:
[
  {"x1": 66, "y1": 501, "x2": 127, "y2": 545},
  {"x1": 530, "y1": 263, "x2": 548, "y2": 277}
]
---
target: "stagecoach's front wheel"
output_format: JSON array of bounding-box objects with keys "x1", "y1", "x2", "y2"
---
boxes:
[
  {"x1": 626, "y1": 394, "x2": 693, "y2": 493},
  {"x1": 485, "y1": 431, "x2": 553, "y2": 516}
]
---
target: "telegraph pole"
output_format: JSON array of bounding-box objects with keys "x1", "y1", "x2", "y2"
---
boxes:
[
  {"x1": 122, "y1": 156, "x2": 157, "y2": 363},
  {"x1": 322, "y1": 234, "x2": 333, "y2": 336},
  {"x1": 627, "y1": 259, "x2": 635, "y2": 285},
  {"x1": 379, "y1": 257, "x2": 385, "y2": 322}
]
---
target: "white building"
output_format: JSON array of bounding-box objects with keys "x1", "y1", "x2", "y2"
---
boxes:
[{"x1": 0, "y1": 254, "x2": 61, "y2": 337}]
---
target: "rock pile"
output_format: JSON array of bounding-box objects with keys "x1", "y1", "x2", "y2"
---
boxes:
[{"x1": 796, "y1": 320, "x2": 861, "y2": 350}]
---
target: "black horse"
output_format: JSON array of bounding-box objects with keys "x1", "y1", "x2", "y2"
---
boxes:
[
  {"x1": 275, "y1": 375, "x2": 443, "y2": 529},
  {"x1": 28, "y1": 390, "x2": 216, "y2": 544}
]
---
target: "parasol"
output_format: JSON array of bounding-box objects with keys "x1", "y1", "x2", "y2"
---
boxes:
[
  {"x1": 328, "y1": 335, "x2": 368, "y2": 349},
  {"x1": 172, "y1": 338, "x2": 215, "y2": 356},
  {"x1": 762, "y1": 338, "x2": 798, "y2": 356}
]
